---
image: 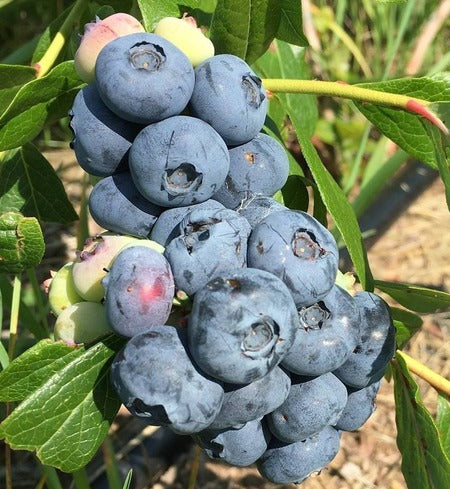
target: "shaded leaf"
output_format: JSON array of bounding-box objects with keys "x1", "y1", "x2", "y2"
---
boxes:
[
  {"x1": 0, "y1": 61, "x2": 84, "y2": 151},
  {"x1": 375, "y1": 280, "x2": 450, "y2": 313},
  {"x1": 210, "y1": 0, "x2": 281, "y2": 64},
  {"x1": 392, "y1": 352, "x2": 450, "y2": 489},
  {"x1": 0, "y1": 340, "x2": 81, "y2": 401},
  {"x1": 0, "y1": 65, "x2": 36, "y2": 114},
  {"x1": 276, "y1": 0, "x2": 308, "y2": 47},
  {"x1": 0, "y1": 143, "x2": 78, "y2": 223},
  {"x1": 280, "y1": 175, "x2": 309, "y2": 211},
  {"x1": 436, "y1": 395, "x2": 450, "y2": 460},
  {"x1": 355, "y1": 74, "x2": 450, "y2": 170},
  {"x1": 0, "y1": 212, "x2": 44, "y2": 274},
  {"x1": 390, "y1": 307, "x2": 423, "y2": 348},
  {"x1": 0, "y1": 335, "x2": 125, "y2": 473}
]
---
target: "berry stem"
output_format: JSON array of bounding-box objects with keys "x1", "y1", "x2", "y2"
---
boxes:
[
  {"x1": 262, "y1": 79, "x2": 448, "y2": 135},
  {"x1": 397, "y1": 350, "x2": 450, "y2": 396},
  {"x1": 8, "y1": 275, "x2": 21, "y2": 362},
  {"x1": 34, "y1": 0, "x2": 89, "y2": 78}
]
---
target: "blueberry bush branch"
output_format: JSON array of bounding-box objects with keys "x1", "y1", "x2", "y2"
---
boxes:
[
  {"x1": 263, "y1": 78, "x2": 449, "y2": 135},
  {"x1": 397, "y1": 351, "x2": 450, "y2": 397},
  {"x1": 33, "y1": 0, "x2": 89, "y2": 78}
]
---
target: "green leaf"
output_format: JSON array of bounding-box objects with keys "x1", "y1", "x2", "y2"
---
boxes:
[
  {"x1": 0, "y1": 212, "x2": 45, "y2": 274},
  {"x1": 137, "y1": 0, "x2": 200, "y2": 31},
  {"x1": 276, "y1": 0, "x2": 308, "y2": 47},
  {"x1": 392, "y1": 352, "x2": 450, "y2": 489},
  {"x1": 424, "y1": 123, "x2": 450, "y2": 210},
  {"x1": 0, "y1": 65, "x2": 36, "y2": 114},
  {"x1": 0, "y1": 335, "x2": 125, "y2": 473},
  {"x1": 355, "y1": 74, "x2": 450, "y2": 170},
  {"x1": 0, "y1": 143, "x2": 78, "y2": 223},
  {"x1": 210, "y1": 0, "x2": 281, "y2": 64},
  {"x1": 437, "y1": 395, "x2": 450, "y2": 459},
  {"x1": 0, "y1": 61, "x2": 84, "y2": 151},
  {"x1": 390, "y1": 307, "x2": 423, "y2": 348},
  {"x1": 255, "y1": 41, "x2": 318, "y2": 138},
  {"x1": 0, "y1": 275, "x2": 47, "y2": 340},
  {"x1": 122, "y1": 469, "x2": 133, "y2": 489},
  {"x1": 375, "y1": 280, "x2": 450, "y2": 313},
  {"x1": 0, "y1": 340, "x2": 82, "y2": 401}
]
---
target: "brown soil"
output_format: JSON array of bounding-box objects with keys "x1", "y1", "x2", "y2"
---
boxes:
[{"x1": 38, "y1": 152, "x2": 450, "y2": 489}]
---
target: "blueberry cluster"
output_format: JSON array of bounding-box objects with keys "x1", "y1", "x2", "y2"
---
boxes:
[{"x1": 65, "y1": 31, "x2": 396, "y2": 485}]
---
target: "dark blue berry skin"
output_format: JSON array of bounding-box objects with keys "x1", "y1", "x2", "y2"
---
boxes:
[
  {"x1": 95, "y1": 33, "x2": 194, "y2": 124},
  {"x1": 190, "y1": 54, "x2": 268, "y2": 146},
  {"x1": 236, "y1": 195, "x2": 286, "y2": 228},
  {"x1": 257, "y1": 426, "x2": 341, "y2": 484},
  {"x1": 69, "y1": 84, "x2": 142, "y2": 176},
  {"x1": 102, "y1": 246, "x2": 174, "y2": 337},
  {"x1": 110, "y1": 325, "x2": 224, "y2": 434},
  {"x1": 207, "y1": 366, "x2": 291, "y2": 430},
  {"x1": 150, "y1": 199, "x2": 224, "y2": 246},
  {"x1": 195, "y1": 418, "x2": 271, "y2": 467},
  {"x1": 281, "y1": 285, "x2": 361, "y2": 377},
  {"x1": 164, "y1": 208, "x2": 251, "y2": 296},
  {"x1": 334, "y1": 292, "x2": 396, "y2": 389},
  {"x1": 247, "y1": 210, "x2": 339, "y2": 306},
  {"x1": 89, "y1": 172, "x2": 163, "y2": 238},
  {"x1": 188, "y1": 268, "x2": 299, "y2": 384},
  {"x1": 213, "y1": 133, "x2": 289, "y2": 209},
  {"x1": 334, "y1": 381, "x2": 381, "y2": 431},
  {"x1": 129, "y1": 116, "x2": 230, "y2": 207},
  {"x1": 268, "y1": 373, "x2": 347, "y2": 443}
]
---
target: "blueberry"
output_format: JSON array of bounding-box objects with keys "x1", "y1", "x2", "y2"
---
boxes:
[
  {"x1": 89, "y1": 172, "x2": 163, "y2": 238},
  {"x1": 207, "y1": 366, "x2": 291, "y2": 430},
  {"x1": 247, "y1": 210, "x2": 339, "y2": 306},
  {"x1": 95, "y1": 33, "x2": 194, "y2": 124},
  {"x1": 110, "y1": 325, "x2": 224, "y2": 434},
  {"x1": 281, "y1": 285, "x2": 361, "y2": 376},
  {"x1": 129, "y1": 116, "x2": 230, "y2": 207},
  {"x1": 236, "y1": 195, "x2": 286, "y2": 228},
  {"x1": 190, "y1": 54, "x2": 268, "y2": 145},
  {"x1": 334, "y1": 381, "x2": 381, "y2": 431},
  {"x1": 164, "y1": 208, "x2": 251, "y2": 296},
  {"x1": 150, "y1": 199, "x2": 224, "y2": 246},
  {"x1": 195, "y1": 418, "x2": 270, "y2": 467},
  {"x1": 334, "y1": 292, "x2": 396, "y2": 389},
  {"x1": 268, "y1": 373, "x2": 347, "y2": 443},
  {"x1": 213, "y1": 133, "x2": 289, "y2": 209},
  {"x1": 257, "y1": 426, "x2": 341, "y2": 484},
  {"x1": 103, "y1": 246, "x2": 174, "y2": 337},
  {"x1": 69, "y1": 84, "x2": 142, "y2": 176},
  {"x1": 187, "y1": 268, "x2": 299, "y2": 384}
]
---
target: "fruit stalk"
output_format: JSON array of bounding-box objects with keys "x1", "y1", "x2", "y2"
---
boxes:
[
  {"x1": 397, "y1": 350, "x2": 450, "y2": 396},
  {"x1": 34, "y1": 0, "x2": 89, "y2": 78},
  {"x1": 262, "y1": 79, "x2": 448, "y2": 135}
]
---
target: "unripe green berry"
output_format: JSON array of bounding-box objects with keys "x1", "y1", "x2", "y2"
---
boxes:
[{"x1": 154, "y1": 16, "x2": 214, "y2": 67}]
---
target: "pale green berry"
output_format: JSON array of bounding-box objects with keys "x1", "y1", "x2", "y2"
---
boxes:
[
  {"x1": 48, "y1": 262, "x2": 84, "y2": 316},
  {"x1": 154, "y1": 16, "x2": 214, "y2": 67},
  {"x1": 54, "y1": 302, "x2": 112, "y2": 345}
]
